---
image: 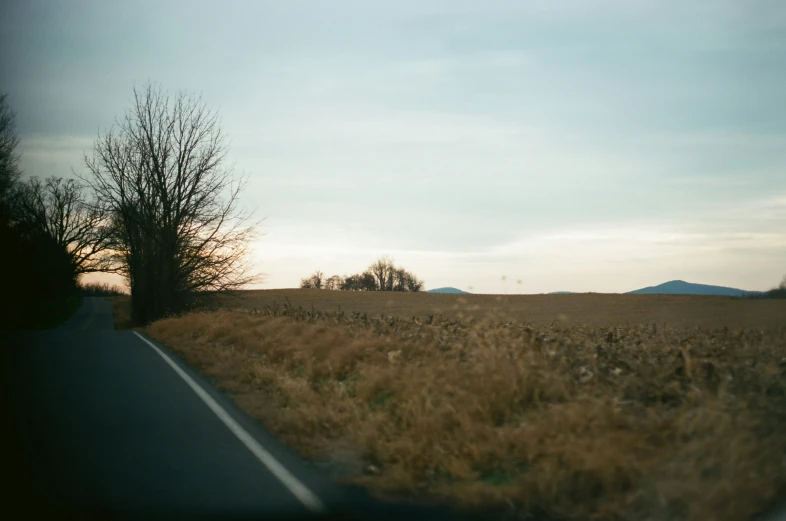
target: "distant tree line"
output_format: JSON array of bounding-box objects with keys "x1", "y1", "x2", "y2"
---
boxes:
[
  {"x1": 78, "y1": 281, "x2": 127, "y2": 297},
  {"x1": 740, "y1": 274, "x2": 786, "y2": 300},
  {"x1": 768, "y1": 274, "x2": 786, "y2": 299},
  {"x1": 300, "y1": 256, "x2": 424, "y2": 292},
  {"x1": 1, "y1": 84, "x2": 259, "y2": 329}
]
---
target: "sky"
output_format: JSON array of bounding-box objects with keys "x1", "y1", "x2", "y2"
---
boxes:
[{"x1": 1, "y1": 0, "x2": 785, "y2": 293}]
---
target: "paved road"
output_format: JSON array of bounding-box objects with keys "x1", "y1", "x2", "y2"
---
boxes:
[{"x1": 1, "y1": 298, "x2": 466, "y2": 520}]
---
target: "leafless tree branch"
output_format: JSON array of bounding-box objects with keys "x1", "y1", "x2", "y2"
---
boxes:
[
  {"x1": 14, "y1": 176, "x2": 113, "y2": 275},
  {"x1": 81, "y1": 83, "x2": 261, "y2": 324}
]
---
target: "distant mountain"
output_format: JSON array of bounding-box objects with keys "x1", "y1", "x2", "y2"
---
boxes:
[
  {"x1": 426, "y1": 281, "x2": 765, "y2": 296},
  {"x1": 426, "y1": 287, "x2": 471, "y2": 294},
  {"x1": 627, "y1": 280, "x2": 764, "y2": 297}
]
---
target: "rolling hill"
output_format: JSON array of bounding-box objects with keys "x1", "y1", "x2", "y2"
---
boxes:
[
  {"x1": 627, "y1": 280, "x2": 763, "y2": 297},
  {"x1": 426, "y1": 287, "x2": 471, "y2": 295}
]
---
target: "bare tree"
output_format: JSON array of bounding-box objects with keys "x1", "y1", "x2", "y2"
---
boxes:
[
  {"x1": 366, "y1": 256, "x2": 423, "y2": 292},
  {"x1": 369, "y1": 255, "x2": 396, "y2": 291},
  {"x1": 324, "y1": 274, "x2": 343, "y2": 290},
  {"x1": 393, "y1": 267, "x2": 407, "y2": 291},
  {"x1": 300, "y1": 270, "x2": 324, "y2": 289},
  {"x1": 0, "y1": 94, "x2": 21, "y2": 208},
  {"x1": 304, "y1": 259, "x2": 422, "y2": 292},
  {"x1": 302, "y1": 273, "x2": 345, "y2": 290},
  {"x1": 83, "y1": 83, "x2": 259, "y2": 324},
  {"x1": 406, "y1": 274, "x2": 424, "y2": 292},
  {"x1": 393, "y1": 267, "x2": 424, "y2": 292},
  {"x1": 14, "y1": 176, "x2": 112, "y2": 275},
  {"x1": 340, "y1": 272, "x2": 377, "y2": 291}
]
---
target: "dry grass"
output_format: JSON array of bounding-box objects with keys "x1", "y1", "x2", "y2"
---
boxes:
[
  {"x1": 139, "y1": 291, "x2": 786, "y2": 521},
  {"x1": 104, "y1": 295, "x2": 132, "y2": 330}
]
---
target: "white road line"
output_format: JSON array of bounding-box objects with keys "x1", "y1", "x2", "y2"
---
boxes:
[{"x1": 132, "y1": 331, "x2": 326, "y2": 513}]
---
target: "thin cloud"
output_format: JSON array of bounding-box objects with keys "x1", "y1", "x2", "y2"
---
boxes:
[{"x1": 3, "y1": 0, "x2": 784, "y2": 292}]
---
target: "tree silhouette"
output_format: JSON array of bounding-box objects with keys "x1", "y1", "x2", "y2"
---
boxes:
[
  {"x1": 303, "y1": 257, "x2": 423, "y2": 292},
  {"x1": 0, "y1": 94, "x2": 79, "y2": 330},
  {"x1": 324, "y1": 274, "x2": 343, "y2": 290},
  {"x1": 300, "y1": 271, "x2": 324, "y2": 289},
  {"x1": 0, "y1": 93, "x2": 21, "y2": 209},
  {"x1": 769, "y1": 273, "x2": 786, "y2": 298},
  {"x1": 365, "y1": 256, "x2": 423, "y2": 292},
  {"x1": 14, "y1": 176, "x2": 111, "y2": 275},
  {"x1": 83, "y1": 84, "x2": 259, "y2": 325},
  {"x1": 340, "y1": 272, "x2": 377, "y2": 291}
]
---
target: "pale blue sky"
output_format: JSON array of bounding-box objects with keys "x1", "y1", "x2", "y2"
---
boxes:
[{"x1": 2, "y1": 0, "x2": 785, "y2": 293}]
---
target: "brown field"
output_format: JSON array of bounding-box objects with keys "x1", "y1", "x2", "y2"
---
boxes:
[
  {"x1": 217, "y1": 289, "x2": 786, "y2": 331},
  {"x1": 116, "y1": 290, "x2": 786, "y2": 520}
]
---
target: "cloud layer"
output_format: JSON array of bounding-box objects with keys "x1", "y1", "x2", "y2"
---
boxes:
[{"x1": 3, "y1": 0, "x2": 784, "y2": 292}]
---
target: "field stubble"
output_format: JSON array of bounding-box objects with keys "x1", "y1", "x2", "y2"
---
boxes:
[{"x1": 133, "y1": 290, "x2": 786, "y2": 521}]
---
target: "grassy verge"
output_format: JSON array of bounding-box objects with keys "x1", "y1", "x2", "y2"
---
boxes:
[
  {"x1": 104, "y1": 295, "x2": 132, "y2": 330},
  {"x1": 143, "y1": 302, "x2": 786, "y2": 521}
]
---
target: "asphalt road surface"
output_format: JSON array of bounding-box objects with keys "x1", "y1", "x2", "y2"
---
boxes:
[{"x1": 1, "y1": 298, "x2": 469, "y2": 521}]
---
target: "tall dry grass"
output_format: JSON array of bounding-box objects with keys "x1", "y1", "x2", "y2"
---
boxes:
[
  {"x1": 143, "y1": 298, "x2": 786, "y2": 521},
  {"x1": 104, "y1": 295, "x2": 132, "y2": 330}
]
